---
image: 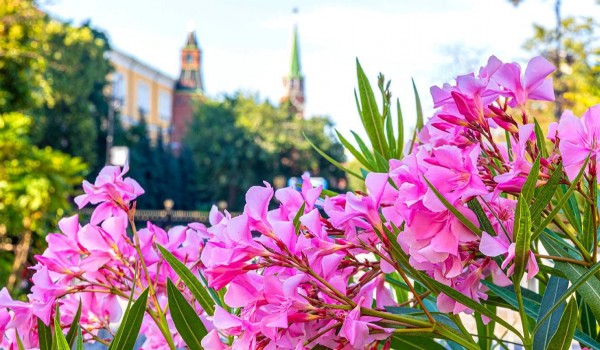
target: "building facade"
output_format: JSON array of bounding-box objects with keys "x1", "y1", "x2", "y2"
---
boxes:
[
  {"x1": 106, "y1": 31, "x2": 203, "y2": 146},
  {"x1": 107, "y1": 50, "x2": 175, "y2": 141}
]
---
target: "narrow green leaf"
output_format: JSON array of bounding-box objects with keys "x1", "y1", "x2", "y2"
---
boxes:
[
  {"x1": 536, "y1": 235, "x2": 600, "y2": 330},
  {"x1": 373, "y1": 149, "x2": 390, "y2": 172},
  {"x1": 351, "y1": 130, "x2": 377, "y2": 168},
  {"x1": 579, "y1": 295, "x2": 598, "y2": 341},
  {"x1": 583, "y1": 198, "x2": 595, "y2": 252},
  {"x1": 533, "y1": 118, "x2": 548, "y2": 158},
  {"x1": 385, "y1": 105, "x2": 396, "y2": 157},
  {"x1": 522, "y1": 156, "x2": 541, "y2": 204},
  {"x1": 482, "y1": 281, "x2": 541, "y2": 317},
  {"x1": 467, "y1": 198, "x2": 496, "y2": 236},
  {"x1": 293, "y1": 202, "x2": 306, "y2": 234},
  {"x1": 335, "y1": 130, "x2": 370, "y2": 168},
  {"x1": 420, "y1": 276, "x2": 522, "y2": 339},
  {"x1": 424, "y1": 177, "x2": 482, "y2": 235},
  {"x1": 389, "y1": 334, "x2": 446, "y2": 349},
  {"x1": 558, "y1": 184, "x2": 582, "y2": 234},
  {"x1": 531, "y1": 163, "x2": 563, "y2": 219},
  {"x1": 512, "y1": 197, "x2": 533, "y2": 282},
  {"x1": 412, "y1": 78, "x2": 424, "y2": 131},
  {"x1": 167, "y1": 279, "x2": 208, "y2": 350},
  {"x1": 547, "y1": 298, "x2": 578, "y2": 350},
  {"x1": 37, "y1": 318, "x2": 52, "y2": 350},
  {"x1": 505, "y1": 130, "x2": 513, "y2": 162},
  {"x1": 534, "y1": 276, "x2": 569, "y2": 350},
  {"x1": 65, "y1": 300, "x2": 82, "y2": 348},
  {"x1": 158, "y1": 244, "x2": 216, "y2": 316},
  {"x1": 356, "y1": 59, "x2": 388, "y2": 156},
  {"x1": 304, "y1": 133, "x2": 363, "y2": 180},
  {"x1": 483, "y1": 279, "x2": 600, "y2": 350},
  {"x1": 476, "y1": 311, "x2": 495, "y2": 350},
  {"x1": 532, "y1": 156, "x2": 590, "y2": 240},
  {"x1": 16, "y1": 331, "x2": 26, "y2": 350},
  {"x1": 53, "y1": 313, "x2": 70, "y2": 350},
  {"x1": 108, "y1": 288, "x2": 149, "y2": 350},
  {"x1": 396, "y1": 98, "x2": 404, "y2": 158},
  {"x1": 75, "y1": 327, "x2": 84, "y2": 350}
]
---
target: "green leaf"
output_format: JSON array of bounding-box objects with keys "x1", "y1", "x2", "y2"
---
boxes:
[
  {"x1": 158, "y1": 244, "x2": 216, "y2": 316},
  {"x1": 37, "y1": 318, "x2": 52, "y2": 350},
  {"x1": 75, "y1": 327, "x2": 84, "y2": 350},
  {"x1": 482, "y1": 279, "x2": 600, "y2": 350},
  {"x1": 475, "y1": 309, "x2": 496, "y2": 350},
  {"x1": 108, "y1": 288, "x2": 148, "y2": 350},
  {"x1": 537, "y1": 235, "x2": 600, "y2": 329},
  {"x1": 385, "y1": 104, "x2": 396, "y2": 157},
  {"x1": 396, "y1": 98, "x2": 404, "y2": 159},
  {"x1": 579, "y1": 295, "x2": 598, "y2": 341},
  {"x1": 481, "y1": 281, "x2": 541, "y2": 316},
  {"x1": 547, "y1": 298, "x2": 578, "y2": 350},
  {"x1": 335, "y1": 130, "x2": 370, "y2": 168},
  {"x1": 531, "y1": 163, "x2": 563, "y2": 220},
  {"x1": 534, "y1": 276, "x2": 569, "y2": 350},
  {"x1": 65, "y1": 300, "x2": 82, "y2": 348},
  {"x1": 304, "y1": 133, "x2": 363, "y2": 180},
  {"x1": 167, "y1": 279, "x2": 208, "y2": 350},
  {"x1": 412, "y1": 78, "x2": 424, "y2": 131},
  {"x1": 558, "y1": 183, "x2": 583, "y2": 234},
  {"x1": 512, "y1": 197, "x2": 533, "y2": 282},
  {"x1": 53, "y1": 312, "x2": 70, "y2": 350},
  {"x1": 356, "y1": 59, "x2": 388, "y2": 156},
  {"x1": 419, "y1": 276, "x2": 522, "y2": 339},
  {"x1": 389, "y1": 334, "x2": 446, "y2": 350},
  {"x1": 16, "y1": 331, "x2": 26, "y2": 350},
  {"x1": 424, "y1": 177, "x2": 482, "y2": 236},
  {"x1": 292, "y1": 202, "x2": 306, "y2": 234},
  {"x1": 522, "y1": 156, "x2": 541, "y2": 204},
  {"x1": 351, "y1": 130, "x2": 376, "y2": 167},
  {"x1": 582, "y1": 200, "x2": 594, "y2": 251},
  {"x1": 533, "y1": 118, "x2": 548, "y2": 158},
  {"x1": 467, "y1": 198, "x2": 496, "y2": 236},
  {"x1": 532, "y1": 156, "x2": 589, "y2": 240}
]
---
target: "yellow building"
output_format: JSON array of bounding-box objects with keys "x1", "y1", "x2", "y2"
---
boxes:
[{"x1": 106, "y1": 49, "x2": 176, "y2": 141}]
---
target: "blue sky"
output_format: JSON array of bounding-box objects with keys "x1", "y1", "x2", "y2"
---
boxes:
[{"x1": 44, "y1": 0, "x2": 600, "y2": 137}]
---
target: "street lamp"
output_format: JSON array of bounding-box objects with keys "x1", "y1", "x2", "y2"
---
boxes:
[
  {"x1": 106, "y1": 74, "x2": 124, "y2": 165},
  {"x1": 163, "y1": 199, "x2": 174, "y2": 228}
]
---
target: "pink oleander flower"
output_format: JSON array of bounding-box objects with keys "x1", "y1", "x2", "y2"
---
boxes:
[
  {"x1": 74, "y1": 164, "x2": 144, "y2": 224},
  {"x1": 493, "y1": 56, "x2": 555, "y2": 107},
  {"x1": 557, "y1": 106, "x2": 600, "y2": 182},
  {"x1": 480, "y1": 231, "x2": 539, "y2": 280}
]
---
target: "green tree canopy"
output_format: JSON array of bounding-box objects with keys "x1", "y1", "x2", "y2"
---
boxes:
[{"x1": 185, "y1": 93, "x2": 346, "y2": 211}]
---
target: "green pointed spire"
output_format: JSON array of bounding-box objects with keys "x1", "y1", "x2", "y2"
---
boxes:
[{"x1": 289, "y1": 25, "x2": 302, "y2": 79}]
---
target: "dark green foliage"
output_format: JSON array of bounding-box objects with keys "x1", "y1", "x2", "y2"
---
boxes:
[{"x1": 184, "y1": 93, "x2": 346, "y2": 211}]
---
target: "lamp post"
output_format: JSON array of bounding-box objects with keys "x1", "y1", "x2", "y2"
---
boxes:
[
  {"x1": 106, "y1": 74, "x2": 124, "y2": 165},
  {"x1": 163, "y1": 199, "x2": 174, "y2": 228}
]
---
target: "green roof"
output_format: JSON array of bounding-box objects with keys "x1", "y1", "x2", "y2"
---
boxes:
[{"x1": 289, "y1": 25, "x2": 302, "y2": 79}]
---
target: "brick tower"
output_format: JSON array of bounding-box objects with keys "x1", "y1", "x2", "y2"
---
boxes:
[
  {"x1": 171, "y1": 31, "x2": 204, "y2": 149},
  {"x1": 281, "y1": 20, "x2": 305, "y2": 118}
]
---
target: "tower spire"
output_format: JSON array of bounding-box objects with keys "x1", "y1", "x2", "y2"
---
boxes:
[{"x1": 282, "y1": 8, "x2": 305, "y2": 118}]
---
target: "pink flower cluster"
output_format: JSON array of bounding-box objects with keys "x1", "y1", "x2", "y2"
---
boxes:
[
  {"x1": 2, "y1": 54, "x2": 599, "y2": 350},
  {"x1": 199, "y1": 175, "x2": 397, "y2": 349},
  {"x1": 0, "y1": 165, "x2": 210, "y2": 349}
]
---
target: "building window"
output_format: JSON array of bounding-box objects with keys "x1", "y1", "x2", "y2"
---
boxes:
[
  {"x1": 111, "y1": 72, "x2": 126, "y2": 105},
  {"x1": 159, "y1": 91, "x2": 172, "y2": 122},
  {"x1": 137, "y1": 81, "x2": 150, "y2": 116}
]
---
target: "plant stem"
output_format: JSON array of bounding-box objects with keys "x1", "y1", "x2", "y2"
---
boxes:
[{"x1": 514, "y1": 283, "x2": 531, "y2": 350}]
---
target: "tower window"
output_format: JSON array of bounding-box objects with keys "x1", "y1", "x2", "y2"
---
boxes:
[{"x1": 186, "y1": 53, "x2": 193, "y2": 63}]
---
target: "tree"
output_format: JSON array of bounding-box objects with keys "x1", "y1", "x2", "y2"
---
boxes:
[
  {"x1": 31, "y1": 19, "x2": 112, "y2": 171},
  {"x1": 525, "y1": 16, "x2": 600, "y2": 120},
  {"x1": 0, "y1": 113, "x2": 86, "y2": 290},
  {"x1": 0, "y1": 0, "x2": 50, "y2": 113},
  {"x1": 185, "y1": 93, "x2": 346, "y2": 211}
]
